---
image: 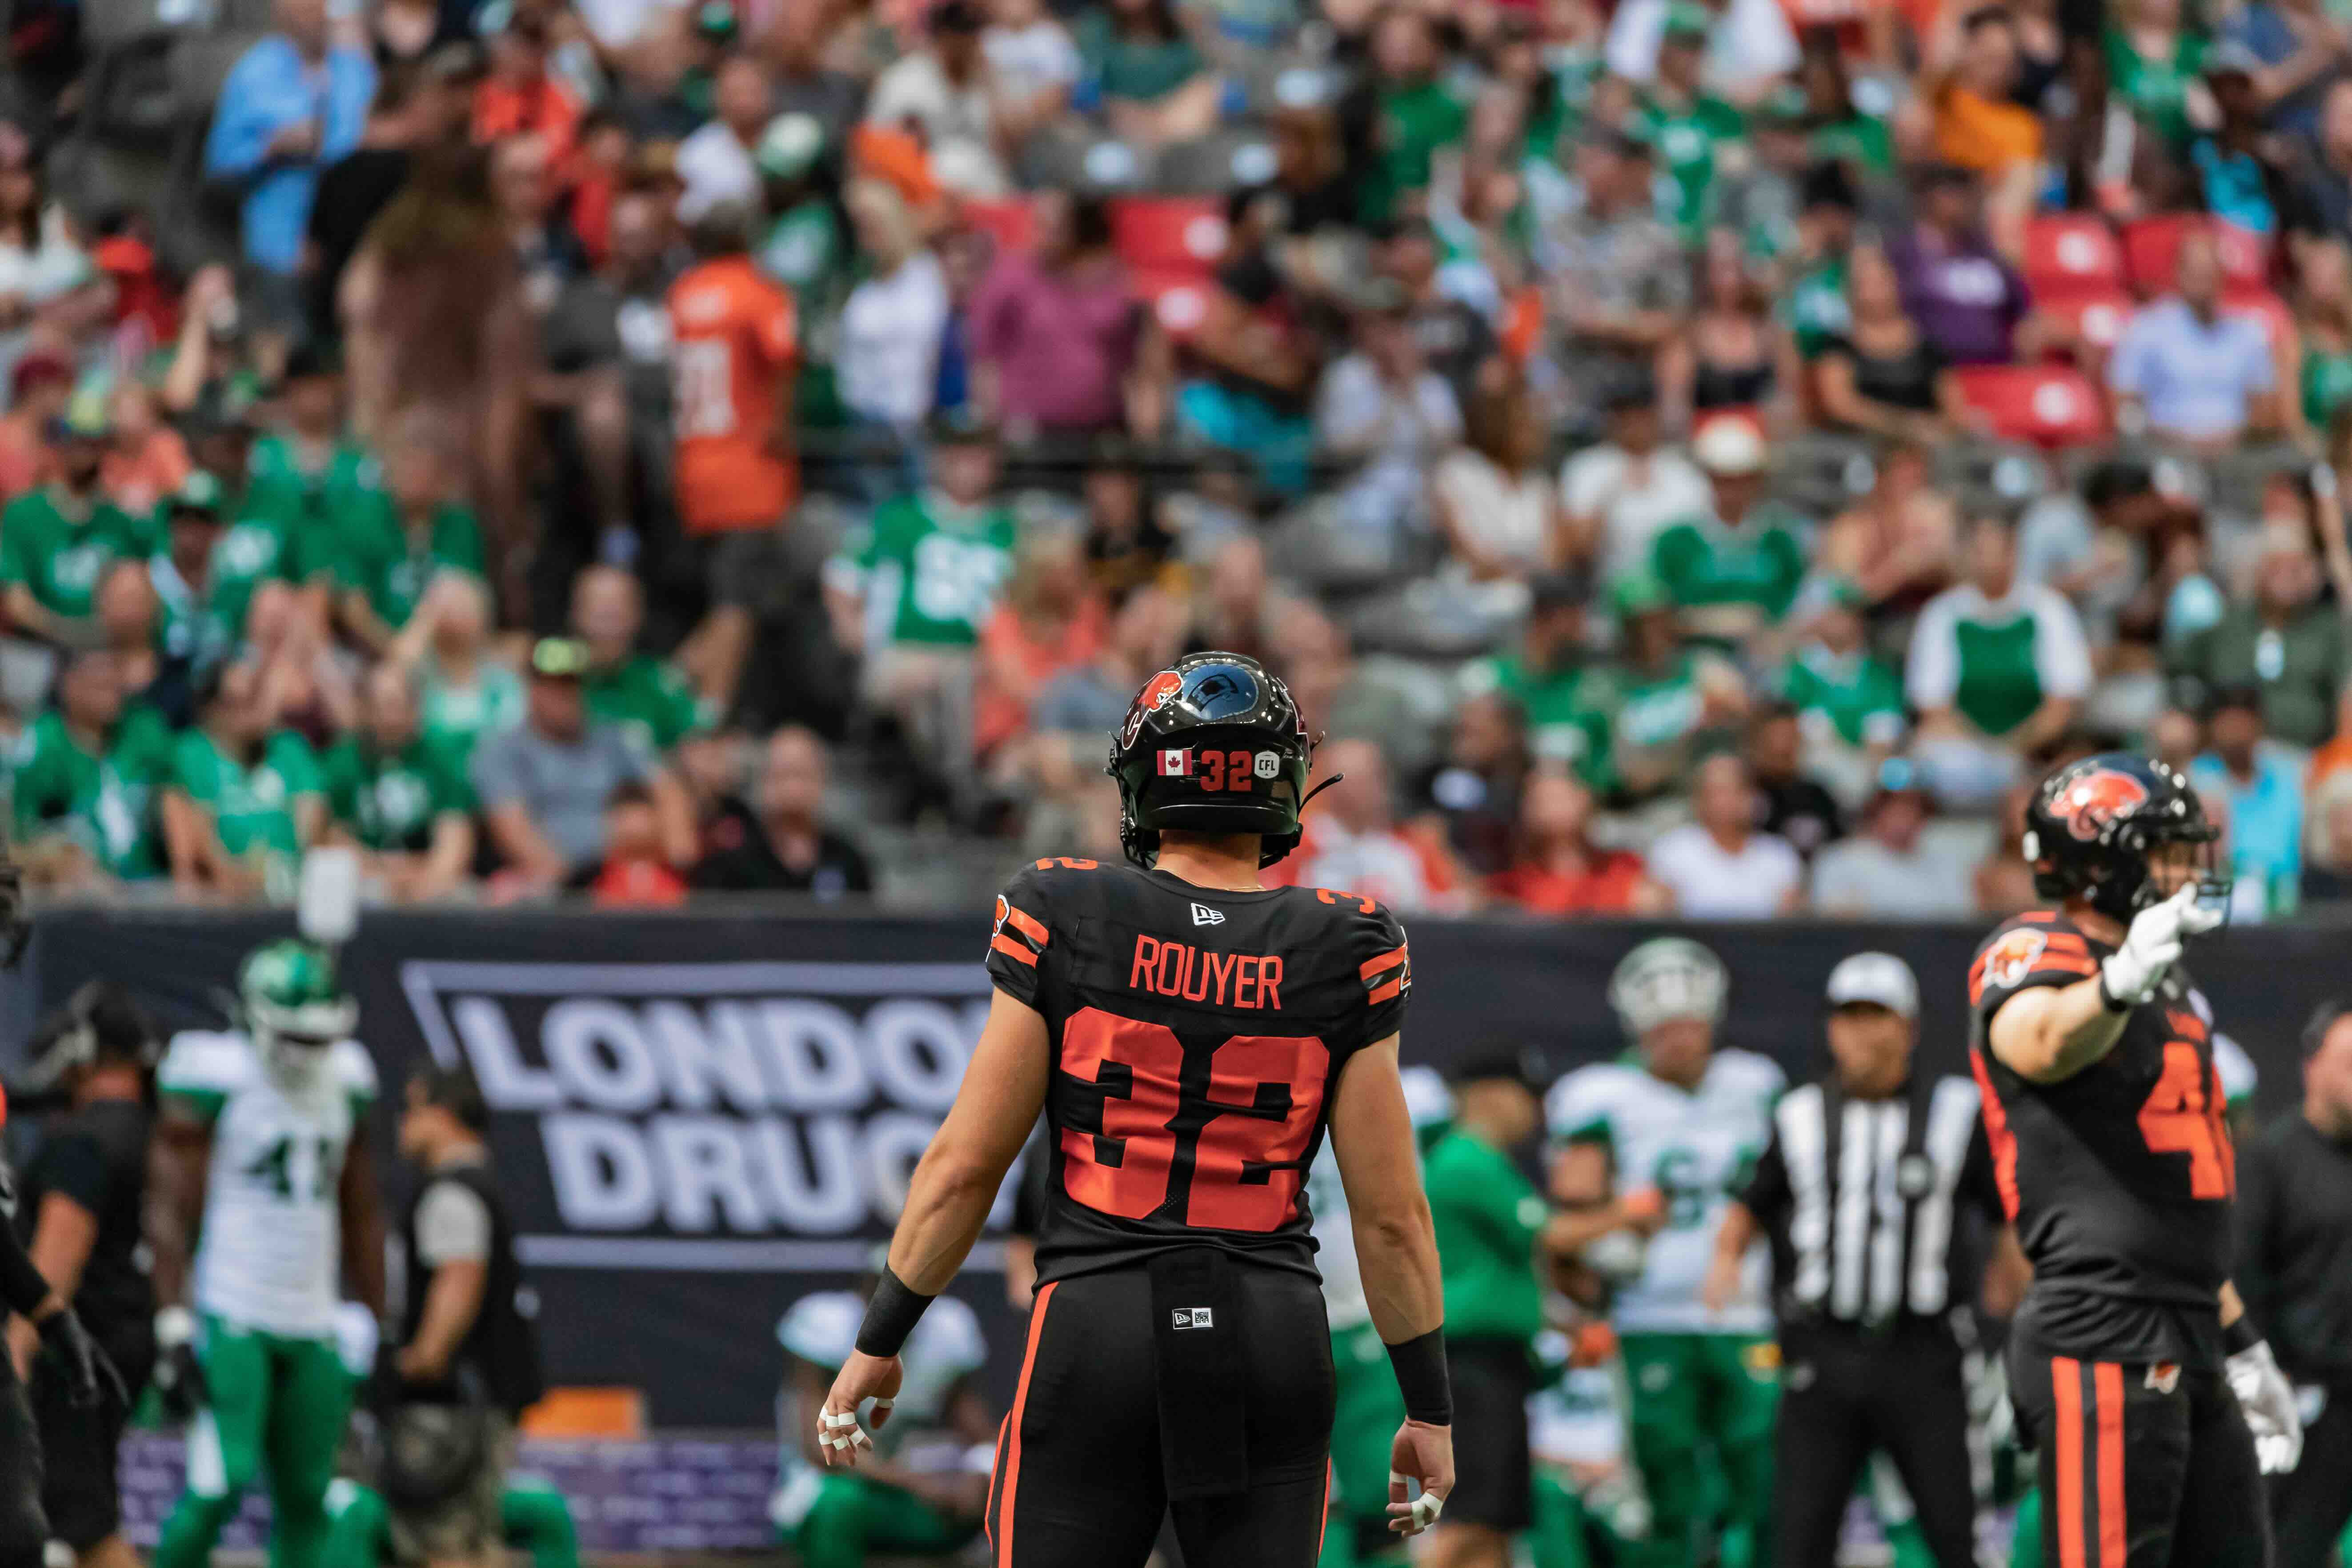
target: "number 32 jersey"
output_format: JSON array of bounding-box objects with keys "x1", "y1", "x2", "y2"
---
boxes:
[
  {"x1": 1967, "y1": 910, "x2": 2235, "y2": 1365},
  {"x1": 986, "y1": 859, "x2": 1412, "y2": 1287}
]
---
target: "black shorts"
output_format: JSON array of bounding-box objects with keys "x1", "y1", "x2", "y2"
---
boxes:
[
  {"x1": 1442, "y1": 1338, "x2": 1535, "y2": 1532},
  {"x1": 32, "y1": 1331, "x2": 149, "y2": 1550},
  {"x1": 0, "y1": 1342, "x2": 45, "y2": 1568},
  {"x1": 2009, "y1": 1343, "x2": 2270, "y2": 1568},
  {"x1": 985, "y1": 1254, "x2": 1336, "y2": 1568}
]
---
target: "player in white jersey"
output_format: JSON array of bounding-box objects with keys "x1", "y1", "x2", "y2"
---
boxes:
[
  {"x1": 150, "y1": 939, "x2": 385, "y2": 1568},
  {"x1": 1309, "y1": 1065, "x2": 1452, "y2": 1567},
  {"x1": 1546, "y1": 938, "x2": 1782, "y2": 1568},
  {"x1": 773, "y1": 1273, "x2": 994, "y2": 1568}
]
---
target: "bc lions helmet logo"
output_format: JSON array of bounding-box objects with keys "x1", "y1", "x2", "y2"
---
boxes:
[
  {"x1": 2048, "y1": 770, "x2": 2150, "y2": 842},
  {"x1": 1120, "y1": 670, "x2": 1186, "y2": 746},
  {"x1": 1983, "y1": 928, "x2": 2048, "y2": 990}
]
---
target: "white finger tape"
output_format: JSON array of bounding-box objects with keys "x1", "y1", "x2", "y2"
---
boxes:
[
  {"x1": 1389, "y1": 1471, "x2": 1406, "y2": 1488},
  {"x1": 849, "y1": 1428, "x2": 871, "y2": 1448},
  {"x1": 873, "y1": 1398, "x2": 895, "y2": 1411},
  {"x1": 821, "y1": 1432, "x2": 846, "y2": 1452},
  {"x1": 823, "y1": 1411, "x2": 861, "y2": 1429},
  {"x1": 1414, "y1": 1494, "x2": 1444, "y2": 1528}
]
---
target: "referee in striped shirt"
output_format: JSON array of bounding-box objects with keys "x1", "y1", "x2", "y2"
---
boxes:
[{"x1": 1702, "y1": 952, "x2": 2023, "y2": 1568}]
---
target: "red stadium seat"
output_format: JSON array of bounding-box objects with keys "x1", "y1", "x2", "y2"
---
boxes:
[
  {"x1": 1133, "y1": 265, "x2": 1214, "y2": 338},
  {"x1": 2024, "y1": 215, "x2": 2124, "y2": 294},
  {"x1": 2224, "y1": 288, "x2": 2294, "y2": 353},
  {"x1": 1110, "y1": 196, "x2": 1229, "y2": 274},
  {"x1": 961, "y1": 197, "x2": 1036, "y2": 256},
  {"x1": 2121, "y1": 215, "x2": 2268, "y2": 297},
  {"x1": 2038, "y1": 285, "x2": 2136, "y2": 352},
  {"x1": 1953, "y1": 364, "x2": 2110, "y2": 446}
]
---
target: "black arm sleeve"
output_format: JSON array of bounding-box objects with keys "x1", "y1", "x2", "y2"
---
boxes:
[
  {"x1": 2232, "y1": 1129, "x2": 2279, "y2": 1335},
  {"x1": 0, "y1": 1216, "x2": 50, "y2": 1318},
  {"x1": 1739, "y1": 1130, "x2": 1791, "y2": 1225}
]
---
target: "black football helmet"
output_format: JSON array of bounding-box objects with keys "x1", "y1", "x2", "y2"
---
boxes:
[
  {"x1": 2023, "y1": 751, "x2": 2227, "y2": 921},
  {"x1": 1106, "y1": 652, "x2": 1315, "y2": 868}
]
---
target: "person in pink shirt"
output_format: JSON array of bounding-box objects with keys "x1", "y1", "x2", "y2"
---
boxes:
[{"x1": 968, "y1": 189, "x2": 1170, "y2": 436}]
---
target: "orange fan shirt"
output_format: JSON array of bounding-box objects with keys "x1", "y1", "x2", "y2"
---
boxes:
[{"x1": 667, "y1": 255, "x2": 800, "y2": 535}]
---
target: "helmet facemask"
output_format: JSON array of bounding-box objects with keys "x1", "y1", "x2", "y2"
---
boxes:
[{"x1": 250, "y1": 995, "x2": 357, "y2": 1089}]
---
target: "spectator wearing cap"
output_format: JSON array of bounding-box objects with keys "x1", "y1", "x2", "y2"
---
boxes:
[
  {"x1": 1810, "y1": 763, "x2": 1971, "y2": 916},
  {"x1": 1431, "y1": 372, "x2": 1575, "y2": 594},
  {"x1": 689, "y1": 725, "x2": 875, "y2": 897},
  {"x1": 1634, "y1": 4, "x2": 1744, "y2": 241},
  {"x1": 675, "y1": 53, "x2": 772, "y2": 223},
  {"x1": 983, "y1": 0, "x2": 1081, "y2": 144},
  {"x1": 0, "y1": 352, "x2": 71, "y2": 500},
  {"x1": 1816, "y1": 245, "x2": 1979, "y2": 444},
  {"x1": 1747, "y1": 700, "x2": 1843, "y2": 860},
  {"x1": 472, "y1": 636, "x2": 693, "y2": 895},
  {"x1": 2164, "y1": 515, "x2": 2352, "y2": 747},
  {"x1": 1907, "y1": 512, "x2": 2094, "y2": 809},
  {"x1": 1561, "y1": 372, "x2": 1711, "y2": 590},
  {"x1": 753, "y1": 115, "x2": 847, "y2": 329},
  {"x1": 970, "y1": 189, "x2": 1165, "y2": 438},
  {"x1": 1587, "y1": 569, "x2": 1749, "y2": 802},
  {"x1": 160, "y1": 657, "x2": 326, "y2": 901},
  {"x1": 1485, "y1": 770, "x2": 1662, "y2": 914},
  {"x1": 0, "y1": 394, "x2": 156, "y2": 649},
  {"x1": 1647, "y1": 751, "x2": 1805, "y2": 916},
  {"x1": 2190, "y1": 684, "x2": 2308, "y2": 918},
  {"x1": 242, "y1": 341, "x2": 371, "y2": 537},
  {"x1": 9, "y1": 647, "x2": 176, "y2": 888},
  {"x1": 330, "y1": 418, "x2": 487, "y2": 656},
  {"x1": 1649, "y1": 414, "x2": 1806, "y2": 649},
  {"x1": 321, "y1": 662, "x2": 476, "y2": 903},
  {"x1": 1541, "y1": 129, "x2": 1688, "y2": 431},
  {"x1": 2109, "y1": 227, "x2": 2284, "y2": 451},
  {"x1": 867, "y1": 0, "x2": 1010, "y2": 197},
  {"x1": 571, "y1": 565, "x2": 708, "y2": 756},
  {"x1": 204, "y1": 0, "x2": 377, "y2": 279},
  {"x1": 1774, "y1": 578, "x2": 1907, "y2": 805},
  {"x1": 2217, "y1": 0, "x2": 2348, "y2": 138},
  {"x1": 1887, "y1": 164, "x2": 2036, "y2": 368},
  {"x1": 822, "y1": 416, "x2": 1015, "y2": 803},
  {"x1": 150, "y1": 473, "x2": 241, "y2": 686}
]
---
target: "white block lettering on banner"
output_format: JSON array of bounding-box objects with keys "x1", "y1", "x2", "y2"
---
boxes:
[{"x1": 544, "y1": 1114, "x2": 661, "y2": 1228}]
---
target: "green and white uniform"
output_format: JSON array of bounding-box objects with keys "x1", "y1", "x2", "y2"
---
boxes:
[
  {"x1": 773, "y1": 1290, "x2": 988, "y2": 1568},
  {"x1": 1649, "y1": 503, "x2": 1809, "y2": 643},
  {"x1": 1634, "y1": 92, "x2": 1744, "y2": 239},
  {"x1": 830, "y1": 492, "x2": 1018, "y2": 651},
  {"x1": 1547, "y1": 1050, "x2": 1782, "y2": 1568},
  {"x1": 0, "y1": 487, "x2": 159, "y2": 620},
  {"x1": 585, "y1": 654, "x2": 710, "y2": 755},
  {"x1": 317, "y1": 733, "x2": 474, "y2": 852},
  {"x1": 154, "y1": 1029, "x2": 378, "y2": 1568},
  {"x1": 172, "y1": 727, "x2": 324, "y2": 895},
  {"x1": 1460, "y1": 654, "x2": 1617, "y2": 792},
  {"x1": 331, "y1": 501, "x2": 486, "y2": 633},
  {"x1": 1905, "y1": 580, "x2": 2093, "y2": 738}
]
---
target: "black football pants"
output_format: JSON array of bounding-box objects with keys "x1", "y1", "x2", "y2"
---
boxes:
[
  {"x1": 2011, "y1": 1345, "x2": 2270, "y2": 1568},
  {"x1": 982, "y1": 1261, "x2": 1336, "y2": 1568},
  {"x1": 0, "y1": 1345, "x2": 47, "y2": 1568},
  {"x1": 2268, "y1": 1377, "x2": 2352, "y2": 1568},
  {"x1": 1772, "y1": 1321, "x2": 1979, "y2": 1568}
]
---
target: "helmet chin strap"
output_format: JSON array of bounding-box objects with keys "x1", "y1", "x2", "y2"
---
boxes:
[{"x1": 1298, "y1": 772, "x2": 1346, "y2": 814}]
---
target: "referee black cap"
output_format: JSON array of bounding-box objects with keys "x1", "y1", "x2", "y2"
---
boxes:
[{"x1": 1447, "y1": 1043, "x2": 1546, "y2": 1093}]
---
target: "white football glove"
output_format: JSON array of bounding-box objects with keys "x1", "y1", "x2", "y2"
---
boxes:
[
  {"x1": 2100, "y1": 885, "x2": 2222, "y2": 1006},
  {"x1": 2226, "y1": 1339, "x2": 2304, "y2": 1474}
]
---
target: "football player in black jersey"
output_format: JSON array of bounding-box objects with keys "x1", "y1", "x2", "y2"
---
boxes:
[
  {"x1": 817, "y1": 652, "x2": 1454, "y2": 1568},
  {"x1": 1971, "y1": 753, "x2": 2302, "y2": 1568}
]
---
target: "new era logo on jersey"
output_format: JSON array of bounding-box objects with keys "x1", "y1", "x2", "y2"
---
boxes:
[
  {"x1": 1158, "y1": 749, "x2": 1191, "y2": 776},
  {"x1": 1191, "y1": 902, "x2": 1226, "y2": 926},
  {"x1": 1171, "y1": 1308, "x2": 1214, "y2": 1330}
]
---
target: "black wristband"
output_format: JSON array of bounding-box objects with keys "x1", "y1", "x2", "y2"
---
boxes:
[
  {"x1": 1386, "y1": 1327, "x2": 1452, "y2": 1426},
  {"x1": 0, "y1": 1225, "x2": 51, "y2": 1319},
  {"x1": 2224, "y1": 1314, "x2": 2262, "y2": 1357},
  {"x1": 854, "y1": 1266, "x2": 936, "y2": 1359},
  {"x1": 2096, "y1": 966, "x2": 2130, "y2": 1013}
]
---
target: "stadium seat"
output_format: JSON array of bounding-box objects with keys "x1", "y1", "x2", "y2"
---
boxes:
[
  {"x1": 2121, "y1": 215, "x2": 2268, "y2": 296},
  {"x1": 1952, "y1": 364, "x2": 2110, "y2": 447},
  {"x1": 2023, "y1": 214, "x2": 2124, "y2": 293},
  {"x1": 1110, "y1": 196, "x2": 1229, "y2": 276},
  {"x1": 960, "y1": 197, "x2": 1036, "y2": 257},
  {"x1": 2037, "y1": 285, "x2": 2136, "y2": 352},
  {"x1": 2224, "y1": 288, "x2": 2295, "y2": 353},
  {"x1": 1135, "y1": 267, "x2": 1213, "y2": 338}
]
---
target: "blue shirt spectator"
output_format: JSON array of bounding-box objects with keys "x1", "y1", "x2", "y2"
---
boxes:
[
  {"x1": 2106, "y1": 231, "x2": 2279, "y2": 445},
  {"x1": 204, "y1": 0, "x2": 375, "y2": 276},
  {"x1": 2190, "y1": 690, "x2": 2307, "y2": 919},
  {"x1": 2220, "y1": 0, "x2": 2346, "y2": 139}
]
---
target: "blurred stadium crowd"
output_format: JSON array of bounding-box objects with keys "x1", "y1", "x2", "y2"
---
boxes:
[{"x1": 0, "y1": 0, "x2": 2350, "y2": 911}]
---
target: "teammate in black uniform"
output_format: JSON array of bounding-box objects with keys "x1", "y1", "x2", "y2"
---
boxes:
[
  {"x1": 1971, "y1": 753, "x2": 2302, "y2": 1568},
  {"x1": 817, "y1": 653, "x2": 1454, "y2": 1568},
  {"x1": 10, "y1": 983, "x2": 160, "y2": 1568}
]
